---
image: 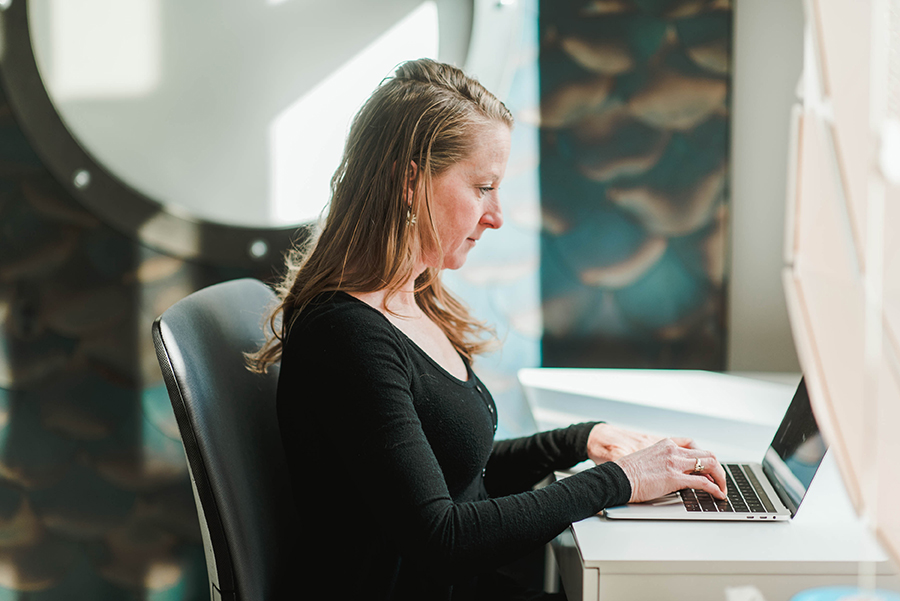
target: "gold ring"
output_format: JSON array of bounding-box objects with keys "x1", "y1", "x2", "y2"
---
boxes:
[{"x1": 693, "y1": 458, "x2": 704, "y2": 474}]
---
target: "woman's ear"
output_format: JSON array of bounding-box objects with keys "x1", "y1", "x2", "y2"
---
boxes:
[{"x1": 406, "y1": 161, "x2": 418, "y2": 206}]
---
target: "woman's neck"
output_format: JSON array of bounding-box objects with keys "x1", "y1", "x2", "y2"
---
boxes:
[{"x1": 349, "y1": 270, "x2": 422, "y2": 318}]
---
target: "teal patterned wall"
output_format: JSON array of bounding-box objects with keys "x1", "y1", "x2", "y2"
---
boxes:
[{"x1": 539, "y1": 0, "x2": 732, "y2": 369}]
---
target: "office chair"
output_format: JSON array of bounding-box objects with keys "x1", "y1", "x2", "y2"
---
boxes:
[{"x1": 152, "y1": 278, "x2": 297, "y2": 601}]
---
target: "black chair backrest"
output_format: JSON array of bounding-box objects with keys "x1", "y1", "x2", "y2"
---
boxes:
[{"x1": 152, "y1": 278, "x2": 296, "y2": 601}]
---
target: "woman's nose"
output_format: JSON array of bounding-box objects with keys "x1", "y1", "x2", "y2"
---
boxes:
[{"x1": 482, "y1": 198, "x2": 503, "y2": 229}]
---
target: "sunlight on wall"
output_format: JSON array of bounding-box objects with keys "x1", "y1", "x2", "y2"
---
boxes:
[
  {"x1": 36, "y1": 0, "x2": 160, "y2": 100},
  {"x1": 269, "y1": 1, "x2": 439, "y2": 225}
]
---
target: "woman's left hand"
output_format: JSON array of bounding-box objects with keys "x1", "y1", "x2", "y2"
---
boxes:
[{"x1": 587, "y1": 423, "x2": 694, "y2": 463}]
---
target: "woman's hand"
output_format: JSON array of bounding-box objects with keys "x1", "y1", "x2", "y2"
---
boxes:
[
  {"x1": 587, "y1": 423, "x2": 694, "y2": 463},
  {"x1": 613, "y1": 438, "x2": 728, "y2": 503}
]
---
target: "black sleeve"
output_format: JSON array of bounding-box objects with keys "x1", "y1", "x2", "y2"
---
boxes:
[
  {"x1": 283, "y1": 305, "x2": 631, "y2": 581},
  {"x1": 483, "y1": 422, "x2": 601, "y2": 497}
]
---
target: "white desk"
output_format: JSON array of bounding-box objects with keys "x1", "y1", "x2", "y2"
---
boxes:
[{"x1": 518, "y1": 368, "x2": 900, "y2": 601}]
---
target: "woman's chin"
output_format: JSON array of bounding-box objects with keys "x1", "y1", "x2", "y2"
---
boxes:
[{"x1": 441, "y1": 255, "x2": 468, "y2": 271}]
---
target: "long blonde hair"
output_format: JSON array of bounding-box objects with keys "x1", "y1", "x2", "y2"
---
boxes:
[{"x1": 247, "y1": 58, "x2": 514, "y2": 373}]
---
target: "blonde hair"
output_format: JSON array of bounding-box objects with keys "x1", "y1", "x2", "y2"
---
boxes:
[{"x1": 247, "y1": 58, "x2": 514, "y2": 373}]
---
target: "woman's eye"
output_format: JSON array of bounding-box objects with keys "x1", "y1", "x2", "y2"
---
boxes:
[{"x1": 478, "y1": 186, "x2": 494, "y2": 196}]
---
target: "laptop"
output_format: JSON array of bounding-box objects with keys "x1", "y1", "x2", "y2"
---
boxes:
[{"x1": 603, "y1": 377, "x2": 826, "y2": 521}]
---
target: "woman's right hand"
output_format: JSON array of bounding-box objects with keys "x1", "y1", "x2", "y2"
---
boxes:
[{"x1": 613, "y1": 438, "x2": 728, "y2": 503}]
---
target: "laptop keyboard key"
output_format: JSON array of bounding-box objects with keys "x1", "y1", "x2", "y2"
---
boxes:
[
  {"x1": 745, "y1": 466, "x2": 777, "y2": 512},
  {"x1": 679, "y1": 489, "x2": 702, "y2": 512},
  {"x1": 727, "y1": 464, "x2": 778, "y2": 514},
  {"x1": 680, "y1": 467, "x2": 773, "y2": 515}
]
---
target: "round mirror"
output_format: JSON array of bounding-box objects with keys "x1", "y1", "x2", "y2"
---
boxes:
[{"x1": 0, "y1": 0, "x2": 522, "y2": 265}]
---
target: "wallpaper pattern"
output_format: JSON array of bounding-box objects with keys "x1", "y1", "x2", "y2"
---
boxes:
[{"x1": 539, "y1": 0, "x2": 732, "y2": 369}]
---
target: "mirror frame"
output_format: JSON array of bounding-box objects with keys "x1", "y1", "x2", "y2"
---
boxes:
[{"x1": 0, "y1": 0, "x2": 521, "y2": 267}]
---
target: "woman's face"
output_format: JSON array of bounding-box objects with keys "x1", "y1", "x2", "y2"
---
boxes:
[{"x1": 423, "y1": 121, "x2": 511, "y2": 271}]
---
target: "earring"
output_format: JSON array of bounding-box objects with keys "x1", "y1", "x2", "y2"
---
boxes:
[{"x1": 406, "y1": 208, "x2": 417, "y2": 226}]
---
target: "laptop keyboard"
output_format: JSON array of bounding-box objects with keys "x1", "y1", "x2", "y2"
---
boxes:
[{"x1": 680, "y1": 464, "x2": 777, "y2": 513}]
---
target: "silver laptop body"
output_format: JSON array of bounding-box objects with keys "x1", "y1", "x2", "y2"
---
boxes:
[{"x1": 603, "y1": 378, "x2": 826, "y2": 522}]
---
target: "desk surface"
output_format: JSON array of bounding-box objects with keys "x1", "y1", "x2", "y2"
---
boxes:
[{"x1": 519, "y1": 369, "x2": 897, "y2": 600}]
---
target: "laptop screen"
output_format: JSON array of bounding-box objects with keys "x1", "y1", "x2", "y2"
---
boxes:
[{"x1": 761, "y1": 378, "x2": 827, "y2": 516}]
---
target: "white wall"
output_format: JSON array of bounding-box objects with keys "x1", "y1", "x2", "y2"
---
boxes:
[{"x1": 728, "y1": 0, "x2": 805, "y2": 372}]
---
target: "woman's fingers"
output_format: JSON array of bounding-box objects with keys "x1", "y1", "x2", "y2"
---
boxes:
[
  {"x1": 680, "y1": 453, "x2": 728, "y2": 499},
  {"x1": 587, "y1": 426, "x2": 703, "y2": 464},
  {"x1": 613, "y1": 439, "x2": 728, "y2": 503},
  {"x1": 685, "y1": 472, "x2": 728, "y2": 499},
  {"x1": 587, "y1": 424, "x2": 673, "y2": 463},
  {"x1": 671, "y1": 436, "x2": 695, "y2": 449},
  {"x1": 688, "y1": 472, "x2": 728, "y2": 500}
]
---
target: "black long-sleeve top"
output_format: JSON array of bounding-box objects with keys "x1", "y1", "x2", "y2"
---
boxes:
[{"x1": 277, "y1": 292, "x2": 631, "y2": 600}]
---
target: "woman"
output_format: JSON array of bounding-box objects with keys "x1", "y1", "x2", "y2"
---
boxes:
[{"x1": 249, "y1": 58, "x2": 727, "y2": 600}]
